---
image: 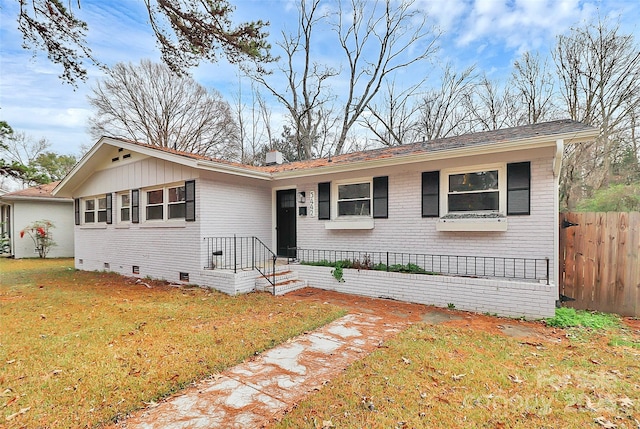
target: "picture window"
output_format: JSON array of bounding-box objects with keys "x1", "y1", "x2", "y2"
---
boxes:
[{"x1": 337, "y1": 182, "x2": 371, "y2": 216}]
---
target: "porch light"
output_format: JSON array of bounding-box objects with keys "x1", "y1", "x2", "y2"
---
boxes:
[{"x1": 298, "y1": 191, "x2": 306, "y2": 203}]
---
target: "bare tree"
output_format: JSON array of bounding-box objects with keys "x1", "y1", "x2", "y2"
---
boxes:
[
  {"x1": 16, "y1": 0, "x2": 272, "y2": 85},
  {"x1": 251, "y1": 0, "x2": 439, "y2": 158},
  {"x1": 0, "y1": 127, "x2": 51, "y2": 186},
  {"x1": 88, "y1": 59, "x2": 239, "y2": 159},
  {"x1": 1, "y1": 131, "x2": 50, "y2": 167},
  {"x1": 332, "y1": 0, "x2": 439, "y2": 154},
  {"x1": 466, "y1": 75, "x2": 519, "y2": 131},
  {"x1": 251, "y1": 0, "x2": 338, "y2": 160},
  {"x1": 553, "y1": 17, "x2": 640, "y2": 207},
  {"x1": 510, "y1": 51, "x2": 557, "y2": 125},
  {"x1": 360, "y1": 78, "x2": 422, "y2": 146},
  {"x1": 233, "y1": 78, "x2": 275, "y2": 165},
  {"x1": 414, "y1": 64, "x2": 477, "y2": 141}
]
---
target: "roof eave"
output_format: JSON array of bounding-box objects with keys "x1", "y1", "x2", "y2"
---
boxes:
[
  {"x1": 195, "y1": 160, "x2": 272, "y2": 180},
  {"x1": 54, "y1": 137, "x2": 205, "y2": 197},
  {"x1": 1, "y1": 195, "x2": 73, "y2": 203},
  {"x1": 272, "y1": 128, "x2": 599, "y2": 179}
]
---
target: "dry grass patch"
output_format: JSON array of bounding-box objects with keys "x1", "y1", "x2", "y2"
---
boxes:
[
  {"x1": 273, "y1": 321, "x2": 640, "y2": 429},
  {"x1": 0, "y1": 258, "x2": 346, "y2": 428}
]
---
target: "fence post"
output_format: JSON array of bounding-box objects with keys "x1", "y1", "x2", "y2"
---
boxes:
[
  {"x1": 233, "y1": 234, "x2": 237, "y2": 274},
  {"x1": 272, "y1": 255, "x2": 277, "y2": 295},
  {"x1": 252, "y1": 237, "x2": 255, "y2": 269},
  {"x1": 545, "y1": 257, "x2": 549, "y2": 285},
  {"x1": 386, "y1": 252, "x2": 389, "y2": 272}
]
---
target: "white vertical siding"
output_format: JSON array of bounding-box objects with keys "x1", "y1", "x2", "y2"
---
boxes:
[{"x1": 75, "y1": 156, "x2": 195, "y2": 196}]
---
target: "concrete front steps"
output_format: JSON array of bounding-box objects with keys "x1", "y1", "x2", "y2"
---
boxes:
[{"x1": 255, "y1": 267, "x2": 307, "y2": 296}]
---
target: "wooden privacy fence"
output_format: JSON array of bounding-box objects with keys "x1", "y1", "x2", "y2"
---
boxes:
[{"x1": 560, "y1": 212, "x2": 640, "y2": 317}]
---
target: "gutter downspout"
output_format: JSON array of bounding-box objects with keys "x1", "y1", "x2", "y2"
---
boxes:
[{"x1": 553, "y1": 139, "x2": 564, "y2": 293}]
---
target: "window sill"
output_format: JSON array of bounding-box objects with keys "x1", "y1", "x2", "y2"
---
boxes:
[
  {"x1": 325, "y1": 218, "x2": 374, "y2": 230},
  {"x1": 436, "y1": 216, "x2": 507, "y2": 232},
  {"x1": 115, "y1": 224, "x2": 130, "y2": 229},
  {"x1": 140, "y1": 221, "x2": 186, "y2": 228},
  {"x1": 79, "y1": 224, "x2": 107, "y2": 230}
]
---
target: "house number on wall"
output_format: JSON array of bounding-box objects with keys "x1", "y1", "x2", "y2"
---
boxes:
[{"x1": 308, "y1": 190, "x2": 315, "y2": 217}]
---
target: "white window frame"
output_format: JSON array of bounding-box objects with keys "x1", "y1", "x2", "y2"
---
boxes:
[
  {"x1": 332, "y1": 178, "x2": 373, "y2": 219},
  {"x1": 440, "y1": 164, "x2": 506, "y2": 216},
  {"x1": 167, "y1": 185, "x2": 186, "y2": 220},
  {"x1": 117, "y1": 191, "x2": 131, "y2": 223},
  {"x1": 142, "y1": 183, "x2": 187, "y2": 222},
  {"x1": 145, "y1": 188, "x2": 165, "y2": 221},
  {"x1": 83, "y1": 196, "x2": 107, "y2": 224}
]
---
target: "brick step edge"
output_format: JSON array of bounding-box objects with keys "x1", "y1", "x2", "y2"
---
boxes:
[
  {"x1": 271, "y1": 279, "x2": 308, "y2": 296},
  {"x1": 255, "y1": 271, "x2": 299, "y2": 289}
]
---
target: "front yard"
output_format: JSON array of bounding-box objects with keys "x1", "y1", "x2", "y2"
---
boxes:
[
  {"x1": 0, "y1": 258, "x2": 345, "y2": 428},
  {"x1": 272, "y1": 300, "x2": 640, "y2": 429},
  {"x1": 2, "y1": 259, "x2": 639, "y2": 429}
]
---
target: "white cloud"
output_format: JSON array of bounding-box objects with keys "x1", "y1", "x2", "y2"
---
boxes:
[
  {"x1": 416, "y1": 0, "x2": 467, "y2": 33},
  {"x1": 457, "y1": 0, "x2": 597, "y2": 52}
]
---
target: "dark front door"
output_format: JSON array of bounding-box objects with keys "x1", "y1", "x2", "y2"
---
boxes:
[{"x1": 276, "y1": 189, "x2": 296, "y2": 257}]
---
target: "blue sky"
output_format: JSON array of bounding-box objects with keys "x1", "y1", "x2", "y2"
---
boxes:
[{"x1": 0, "y1": 0, "x2": 638, "y2": 156}]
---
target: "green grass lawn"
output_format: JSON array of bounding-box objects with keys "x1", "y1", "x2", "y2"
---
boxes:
[
  {"x1": 0, "y1": 258, "x2": 346, "y2": 428},
  {"x1": 272, "y1": 314, "x2": 640, "y2": 429}
]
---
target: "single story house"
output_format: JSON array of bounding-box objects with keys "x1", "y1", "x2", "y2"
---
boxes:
[
  {"x1": 0, "y1": 181, "x2": 75, "y2": 258},
  {"x1": 53, "y1": 120, "x2": 597, "y2": 318}
]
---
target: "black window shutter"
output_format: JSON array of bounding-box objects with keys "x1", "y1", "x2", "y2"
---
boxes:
[
  {"x1": 106, "y1": 193, "x2": 113, "y2": 224},
  {"x1": 373, "y1": 176, "x2": 388, "y2": 218},
  {"x1": 318, "y1": 182, "x2": 331, "y2": 220},
  {"x1": 74, "y1": 199, "x2": 80, "y2": 225},
  {"x1": 131, "y1": 189, "x2": 140, "y2": 224},
  {"x1": 185, "y1": 180, "x2": 196, "y2": 221},
  {"x1": 421, "y1": 171, "x2": 440, "y2": 217},
  {"x1": 507, "y1": 162, "x2": 531, "y2": 215}
]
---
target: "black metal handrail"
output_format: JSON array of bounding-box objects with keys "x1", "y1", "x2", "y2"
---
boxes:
[
  {"x1": 204, "y1": 236, "x2": 277, "y2": 291},
  {"x1": 289, "y1": 247, "x2": 549, "y2": 284}
]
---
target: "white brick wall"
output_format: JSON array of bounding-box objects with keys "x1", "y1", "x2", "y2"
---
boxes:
[
  {"x1": 294, "y1": 264, "x2": 556, "y2": 319},
  {"x1": 74, "y1": 156, "x2": 202, "y2": 282},
  {"x1": 71, "y1": 143, "x2": 559, "y2": 313},
  {"x1": 73, "y1": 160, "x2": 274, "y2": 285},
  {"x1": 289, "y1": 147, "x2": 557, "y2": 284},
  {"x1": 194, "y1": 269, "x2": 259, "y2": 295}
]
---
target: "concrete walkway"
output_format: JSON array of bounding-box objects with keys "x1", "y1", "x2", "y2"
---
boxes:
[{"x1": 116, "y1": 312, "x2": 411, "y2": 429}]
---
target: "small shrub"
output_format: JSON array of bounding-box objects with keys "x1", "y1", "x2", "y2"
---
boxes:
[
  {"x1": 545, "y1": 307, "x2": 620, "y2": 329},
  {"x1": 447, "y1": 303, "x2": 456, "y2": 309},
  {"x1": 20, "y1": 219, "x2": 56, "y2": 258},
  {"x1": 331, "y1": 261, "x2": 346, "y2": 282},
  {"x1": 373, "y1": 262, "x2": 388, "y2": 271},
  {"x1": 301, "y1": 259, "x2": 335, "y2": 267},
  {"x1": 352, "y1": 254, "x2": 373, "y2": 270},
  {"x1": 388, "y1": 263, "x2": 431, "y2": 274},
  {"x1": 302, "y1": 259, "x2": 437, "y2": 277}
]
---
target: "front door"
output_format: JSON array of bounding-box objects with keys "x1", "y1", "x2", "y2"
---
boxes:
[{"x1": 276, "y1": 189, "x2": 296, "y2": 257}]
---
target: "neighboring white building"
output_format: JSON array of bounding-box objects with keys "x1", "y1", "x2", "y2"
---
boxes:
[
  {"x1": 53, "y1": 120, "x2": 598, "y2": 318},
  {"x1": 0, "y1": 182, "x2": 75, "y2": 258}
]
